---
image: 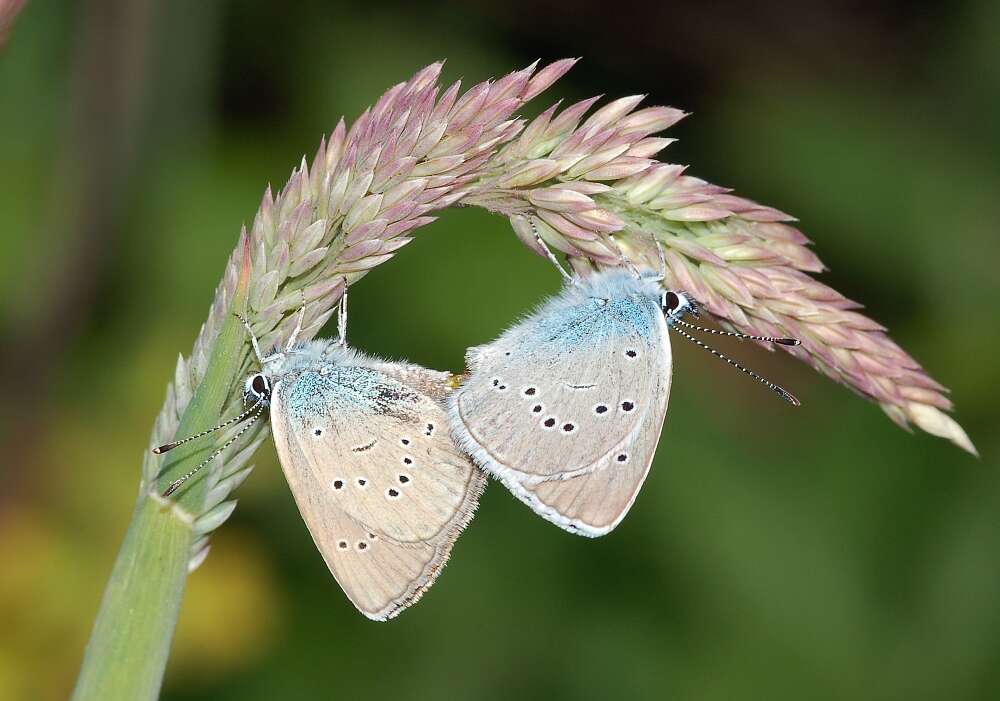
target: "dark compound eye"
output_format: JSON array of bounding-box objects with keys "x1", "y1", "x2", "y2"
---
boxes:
[
  {"x1": 251, "y1": 374, "x2": 268, "y2": 394},
  {"x1": 664, "y1": 291, "x2": 679, "y2": 312}
]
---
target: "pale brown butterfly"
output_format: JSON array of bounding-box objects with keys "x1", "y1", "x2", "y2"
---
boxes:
[{"x1": 157, "y1": 292, "x2": 485, "y2": 620}]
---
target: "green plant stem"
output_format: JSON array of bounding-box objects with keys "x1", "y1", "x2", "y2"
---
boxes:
[
  {"x1": 71, "y1": 497, "x2": 193, "y2": 701},
  {"x1": 72, "y1": 274, "x2": 250, "y2": 700}
]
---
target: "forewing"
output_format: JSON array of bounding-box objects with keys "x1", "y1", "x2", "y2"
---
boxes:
[
  {"x1": 281, "y1": 364, "x2": 484, "y2": 544},
  {"x1": 503, "y1": 364, "x2": 671, "y2": 536},
  {"x1": 271, "y1": 404, "x2": 448, "y2": 620},
  {"x1": 270, "y1": 362, "x2": 484, "y2": 620},
  {"x1": 452, "y1": 291, "x2": 669, "y2": 482}
]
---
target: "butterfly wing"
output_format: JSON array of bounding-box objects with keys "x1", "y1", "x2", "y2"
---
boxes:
[
  {"x1": 271, "y1": 358, "x2": 484, "y2": 620},
  {"x1": 449, "y1": 273, "x2": 671, "y2": 535},
  {"x1": 498, "y1": 373, "x2": 670, "y2": 536}
]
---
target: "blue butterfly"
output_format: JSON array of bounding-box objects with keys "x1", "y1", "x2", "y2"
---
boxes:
[{"x1": 449, "y1": 265, "x2": 798, "y2": 536}]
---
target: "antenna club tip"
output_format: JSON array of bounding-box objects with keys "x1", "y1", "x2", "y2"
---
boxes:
[
  {"x1": 775, "y1": 338, "x2": 801, "y2": 346},
  {"x1": 152, "y1": 442, "x2": 177, "y2": 454},
  {"x1": 162, "y1": 481, "x2": 182, "y2": 497}
]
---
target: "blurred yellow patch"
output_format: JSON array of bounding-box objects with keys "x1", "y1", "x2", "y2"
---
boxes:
[
  {"x1": 0, "y1": 508, "x2": 96, "y2": 700},
  {"x1": 169, "y1": 528, "x2": 282, "y2": 684}
]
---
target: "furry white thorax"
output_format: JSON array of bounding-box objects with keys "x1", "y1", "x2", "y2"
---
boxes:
[
  {"x1": 262, "y1": 340, "x2": 366, "y2": 376},
  {"x1": 498, "y1": 267, "x2": 697, "y2": 334},
  {"x1": 243, "y1": 340, "x2": 379, "y2": 406},
  {"x1": 548, "y1": 268, "x2": 665, "y2": 309}
]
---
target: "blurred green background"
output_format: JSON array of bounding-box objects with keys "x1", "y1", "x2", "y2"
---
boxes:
[{"x1": 1, "y1": 1, "x2": 997, "y2": 699}]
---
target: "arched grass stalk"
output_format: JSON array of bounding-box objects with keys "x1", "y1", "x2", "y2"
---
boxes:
[{"x1": 72, "y1": 59, "x2": 975, "y2": 701}]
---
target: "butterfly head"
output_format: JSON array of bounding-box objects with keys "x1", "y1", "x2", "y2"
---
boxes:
[
  {"x1": 660, "y1": 290, "x2": 700, "y2": 324},
  {"x1": 244, "y1": 371, "x2": 273, "y2": 407}
]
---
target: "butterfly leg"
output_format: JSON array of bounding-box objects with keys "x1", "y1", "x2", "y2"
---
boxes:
[
  {"x1": 606, "y1": 233, "x2": 647, "y2": 280},
  {"x1": 649, "y1": 239, "x2": 667, "y2": 282},
  {"x1": 336, "y1": 278, "x2": 349, "y2": 347},
  {"x1": 235, "y1": 312, "x2": 265, "y2": 364},
  {"x1": 284, "y1": 292, "x2": 308, "y2": 352},
  {"x1": 531, "y1": 231, "x2": 574, "y2": 285}
]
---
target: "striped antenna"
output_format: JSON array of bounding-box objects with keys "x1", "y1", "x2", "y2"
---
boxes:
[
  {"x1": 161, "y1": 402, "x2": 266, "y2": 497},
  {"x1": 152, "y1": 398, "x2": 263, "y2": 454},
  {"x1": 671, "y1": 318, "x2": 800, "y2": 346},
  {"x1": 671, "y1": 326, "x2": 801, "y2": 406}
]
